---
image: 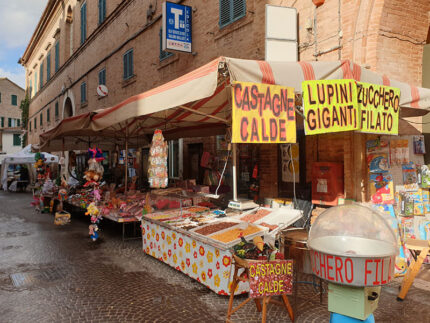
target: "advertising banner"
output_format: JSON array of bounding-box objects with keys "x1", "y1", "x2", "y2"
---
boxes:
[
  {"x1": 232, "y1": 82, "x2": 296, "y2": 144},
  {"x1": 162, "y1": 2, "x2": 192, "y2": 53},
  {"x1": 302, "y1": 79, "x2": 359, "y2": 135},
  {"x1": 248, "y1": 260, "x2": 294, "y2": 298},
  {"x1": 357, "y1": 82, "x2": 400, "y2": 135},
  {"x1": 310, "y1": 249, "x2": 395, "y2": 287}
]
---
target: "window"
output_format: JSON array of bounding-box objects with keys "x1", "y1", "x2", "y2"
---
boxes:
[
  {"x1": 159, "y1": 29, "x2": 173, "y2": 61},
  {"x1": 29, "y1": 80, "x2": 32, "y2": 98},
  {"x1": 55, "y1": 102, "x2": 59, "y2": 118},
  {"x1": 47, "y1": 52, "x2": 51, "y2": 82},
  {"x1": 34, "y1": 71, "x2": 38, "y2": 94},
  {"x1": 80, "y1": 2, "x2": 87, "y2": 45},
  {"x1": 98, "y1": 68, "x2": 106, "y2": 85},
  {"x1": 55, "y1": 42, "x2": 60, "y2": 72},
  {"x1": 98, "y1": 0, "x2": 106, "y2": 25},
  {"x1": 17, "y1": 119, "x2": 20, "y2": 127},
  {"x1": 8, "y1": 118, "x2": 11, "y2": 127},
  {"x1": 47, "y1": 108, "x2": 50, "y2": 122},
  {"x1": 34, "y1": 118, "x2": 36, "y2": 130},
  {"x1": 11, "y1": 95, "x2": 17, "y2": 106},
  {"x1": 40, "y1": 113, "x2": 43, "y2": 126},
  {"x1": 40, "y1": 62, "x2": 44, "y2": 88},
  {"x1": 219, "y1": 0, "x2": 246, "y2": 28},
  {"x1": 29, "y1": 120, "x2": 31, "y2": 132},
  {"x1": 0, "y1": 117, "x2": 3, "y2": 127},
  {"x1": 123, "y1": 49, "x2": 134, "y2": 80},
  {"x1": 81, "y1": 82, "x2": 87, "y2": 103},
  {"x1": 13, "y1": 134, "x2": 21, "y2": 146}
]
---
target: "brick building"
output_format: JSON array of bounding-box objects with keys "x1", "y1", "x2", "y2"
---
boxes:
[
  {"x1": 20, "y1": 0, "x2": 430, "y2": 200},
  {"x1": 0, "y1": 78, "x2": 24, "y2": 163}
]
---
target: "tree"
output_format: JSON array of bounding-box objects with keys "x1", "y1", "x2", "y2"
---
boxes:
[{"x1": 19, "y1": 95, "x2": 30, "y2": 147}]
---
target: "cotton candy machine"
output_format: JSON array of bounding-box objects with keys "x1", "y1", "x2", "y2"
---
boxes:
[{"x1": 308, "y1": 204, "x2": 398, "y2": 322}]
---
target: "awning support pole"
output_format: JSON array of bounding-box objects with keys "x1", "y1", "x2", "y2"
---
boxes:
[
  {"x1": 125, "y1": 122, "x2": 128, "y2": 195},
  {"x1": 178, "y1": 105, "x2": 229, "y2": 123},
  {"x1": 232, "y1": 142, "x2": 238, "y2": 202}
]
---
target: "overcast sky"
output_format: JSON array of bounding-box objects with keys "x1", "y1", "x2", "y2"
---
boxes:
[{"x1": 0, "y1": 0, "x2": 47, "y2": 88}]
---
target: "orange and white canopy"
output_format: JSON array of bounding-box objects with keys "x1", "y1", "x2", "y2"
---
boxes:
[
  {"x1": 90, "y1": 57, "x2": 430, "y2": 135},
  {"x1": 40, "y1": 57, "x2": 430, "y2": 149}
]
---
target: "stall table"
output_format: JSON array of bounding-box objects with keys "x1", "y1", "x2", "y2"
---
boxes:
[
  {"x1": 102, "y1": 213, "x2": 141, "y2": 242},
  {"x1": 142, "y1": 216, "x2": 249, "y2": 295}
]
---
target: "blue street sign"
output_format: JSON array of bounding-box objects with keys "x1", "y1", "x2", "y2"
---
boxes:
[{"x1": 162, "y1": 2, "x2": 192, "y2": 53}]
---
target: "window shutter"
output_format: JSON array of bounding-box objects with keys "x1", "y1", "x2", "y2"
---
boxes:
[
  {"x1": 8, "y1": 118, "x2": 11, "y2": 127},
  {"x1": 40, "y1": 63, "x2": 44, "y2": 88},
  {"x1": 13, "y1": 134, "x2": 21, "y2": 146},
  {"x1": 47, "y1": 109, "x2": 50, "y2": 122},
  {"x1": 1, "y1": 117, "x2": 4, "y2": 127},
  {"x1": 129, "y1": 50, "x2": 133, "y2": 77},
  {"x1": 81, "y1": 3, "x2": 87, "y2": 44},
  {"x1": 17, "y1": 119, "x2": 20, "y2": 127},
  {"x1": 55, "y1": 102, "x2": 59, "y2": 117},
  {"x1": 219, "y1": 0, "x2": 231, "y2": 27},
  {"x1": 47, "y1": 53, "x2": 51, "y2": 81},
  {"x1": 103, "y1": 0, "x2": 106, "y2": 22},
  {"x1": 55, "y1": 42, "x2": 59, "y2": 72},
  {"x1": 232, "y1": 0, "x2": 246, "y2": 20},
  {"x1": 123, "y1": 53, "x2": 127, "y2": 79},
  {"x1": 40, "y1": 113, "x2": 43, "y2": 126}
]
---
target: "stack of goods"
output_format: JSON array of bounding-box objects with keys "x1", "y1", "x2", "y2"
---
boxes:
[{"x1": 148, "y1": 129, "x2": 168, "y2": 189}]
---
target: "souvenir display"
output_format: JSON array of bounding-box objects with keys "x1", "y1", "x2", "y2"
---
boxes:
[{"x1": 148, "y1": 129, "x2": 168, "y2": 188}]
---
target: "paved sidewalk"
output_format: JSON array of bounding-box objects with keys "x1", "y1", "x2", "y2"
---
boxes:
[{"x1": 0, "y1": 191, "x2": 429, "y2": 322}]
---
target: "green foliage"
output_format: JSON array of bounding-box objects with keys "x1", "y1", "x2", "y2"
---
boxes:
[{"x1": 19, "y1": 95, "x2": 30, "y2": 147}]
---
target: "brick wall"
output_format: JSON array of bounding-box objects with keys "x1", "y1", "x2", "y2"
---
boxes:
[{"x1": 22, "y1": 0, "x2": 430, "y2": 200}]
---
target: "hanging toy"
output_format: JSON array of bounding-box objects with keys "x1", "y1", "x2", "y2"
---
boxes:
[
  {"x1": 88, "y1": 224, "x2": 99, "y2": 241},
  {"x1": 85, "y1": 202, "x2": 101, "y2": 224},
  {"x1": 148, "y1": 129, "x2": 168, "y2": 188}
]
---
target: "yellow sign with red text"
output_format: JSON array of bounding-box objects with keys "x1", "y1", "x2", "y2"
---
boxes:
[{"x1": 232, "y1": 82, "x2": 296, "y2": 144}]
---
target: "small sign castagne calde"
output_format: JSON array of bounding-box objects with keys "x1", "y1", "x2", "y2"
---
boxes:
[{"x1": 248, "y1": 260, "x2": 294, "y2": 298}]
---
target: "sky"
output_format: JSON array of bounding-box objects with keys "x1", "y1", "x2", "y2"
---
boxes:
[{"x1": 0, "y1": 0, "x2": 47, "y2": 89}]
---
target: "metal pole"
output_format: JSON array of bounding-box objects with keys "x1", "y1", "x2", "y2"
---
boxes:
[
  {"x1": 125, "y1": 122, "x2": 128, "y2": 195},
  {"x1": 232, "y1": 142, "x2": 238, "y2": 202}
]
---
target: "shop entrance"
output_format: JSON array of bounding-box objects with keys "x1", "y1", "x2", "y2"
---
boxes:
[{"x1": 187, "y1": 143, "x2": 203, "y2": 184}]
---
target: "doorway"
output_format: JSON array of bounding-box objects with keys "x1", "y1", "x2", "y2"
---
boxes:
[{"x1": 187, "y1": 143, "x2": 203, "y2": 183}]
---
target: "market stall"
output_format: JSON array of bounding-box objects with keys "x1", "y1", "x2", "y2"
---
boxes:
[
  {"x1": 38, "y1": 56, "x2": 430, "y2": 296},
  {"x1": 1, "y1": 144, "x2": 59, "y2": 191}
]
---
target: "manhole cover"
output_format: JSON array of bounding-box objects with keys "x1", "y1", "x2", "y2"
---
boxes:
[{"x1": 10, "y1": 268, "x2": 68, "y2": 287}]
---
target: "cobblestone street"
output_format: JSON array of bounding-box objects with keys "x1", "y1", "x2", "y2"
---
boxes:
[{"x1": 1, "y1": 191, "x2": 429, "y2": 322}]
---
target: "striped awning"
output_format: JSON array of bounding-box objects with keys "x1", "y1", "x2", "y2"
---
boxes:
[
  {"x1": 90, "y1": 57, "x2": 430, "y2": 134},
  {"x1": 40, "y1": 57, "x2": 430, "y2": 150}
]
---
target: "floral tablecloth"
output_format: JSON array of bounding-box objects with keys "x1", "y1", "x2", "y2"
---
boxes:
[{"x1": 142, "y1": 218, "x2": 248, "y2": 295}]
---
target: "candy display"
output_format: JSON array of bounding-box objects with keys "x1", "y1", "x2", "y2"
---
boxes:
[
  {"x1": 148, "y1": 129, "x2": 168, "y2": 188},
  {"x1": 240, "y1": 209, "x2": 271, "y2": 222},
  {"x1": 210, "y1": 224, "x2": 264, "y2": 244},
  {"x1": 194, "y1": 222, "x2": 238, "y2": 236}
]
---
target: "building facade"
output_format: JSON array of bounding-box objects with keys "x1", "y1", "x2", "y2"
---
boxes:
[
  {"x1": 0, "y1": 78, "x2": 24, "y2": 163},
  {"x1": 20, "y1": 0, "x2": 430, "y2": 199}
]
